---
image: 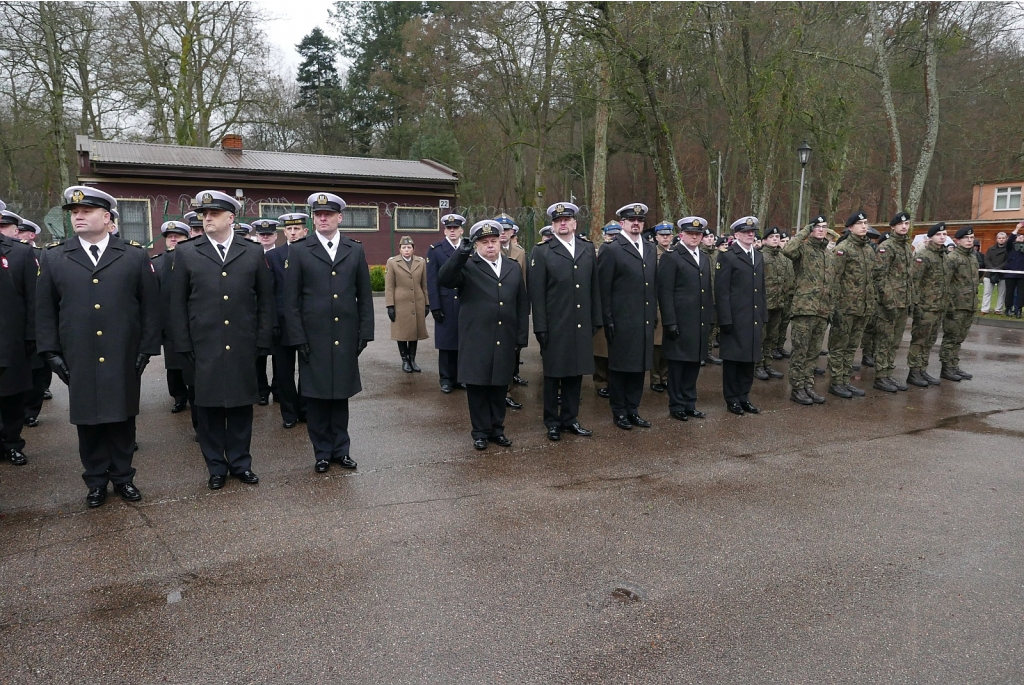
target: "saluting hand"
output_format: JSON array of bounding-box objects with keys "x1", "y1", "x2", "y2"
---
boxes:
[{"x1": 458, "y1": 237, "x2": 473, "y2": 254}]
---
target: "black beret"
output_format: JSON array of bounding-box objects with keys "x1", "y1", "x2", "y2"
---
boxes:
[
  {"x1": 811, "y1": 214, "x2": 827, "y2": 226},
  {"x1": 926, "y1": 222, "x2": 946, "y2": 238},
  {"x1": 889, "y1": 211, "x2": 910, "y2": 226},
  {"x1": 845, "y1": 212, "x2": 868, "y2": 228},
  {"x1": 762, "y1": 226, "x2": 782, "y2": 238},
  {"x1": 954, "y1": 225, "x2": 973, "y2": 239}
]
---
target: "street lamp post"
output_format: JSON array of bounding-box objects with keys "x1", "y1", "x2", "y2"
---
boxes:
[{"x1": 796, "y1": 140, "x2": 811, "y2": 229}]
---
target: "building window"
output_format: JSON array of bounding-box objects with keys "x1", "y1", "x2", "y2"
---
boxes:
[
  {"x1": 115, "y1": 198, "x2": 152, "y2": 245},
  {"x1": 340, "y1": 205, "x2": 379, "y2": 232},
  {"x1": 394, "y1": 207, "x2": 439, "y2": 233},
  {"x1": 260, "y1": 202, "x2": 304, "y2": 219},
  {"x1": 994, "y1": 186, "x2": 1022, "y2": 211}
]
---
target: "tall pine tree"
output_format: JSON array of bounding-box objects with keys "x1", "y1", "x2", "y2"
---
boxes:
[{"x1": 296, "y1": 27, "x2": 342, "y2": 154}]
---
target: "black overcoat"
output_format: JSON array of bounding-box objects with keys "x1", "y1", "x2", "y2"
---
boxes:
[
  {"x1": 656, "y1": 247, "x2": 713, "y2": 362},
  {"x1": 168, "y1": 234, "x2": 274, "y2": 407},
  {"x1": 151, "y1": 250, "x2": 189, "y2": 372},
  {"x1": 283, "y1": 234, "x2": 374, "y2": 400},
  {"x1": 426, "y1": 239, "x2": 461, "y2": 350},
  {"x1": 714, "y1": 242, "x2": 766, "y2": 363},
  {"x1": 36, "y1": 236, "x2": 161, "y2": 424},
  {"x1": 528, "y1": 236, "x2": 602, "y2": 377},
  {"x1": 266, "y1": 243, "x2": 289, "y2": 327},
  {"x1": 597, "y1": 233, "x2": 657, "y2": 373},
  {"x1": 0, "y1": 236, "x2": 36, "y2": 395},
  {"x1": 438, "y1": 250, "x2": 529, "y2": 386}
]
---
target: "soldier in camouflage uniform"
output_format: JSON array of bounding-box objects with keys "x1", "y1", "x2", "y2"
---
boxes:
[
  {"x1": 871, "y1": 212, "x2": 915, "y2": 392},
  {"x1": 700, "y1": 229, "x2": 722, "y2": 365},
  {"x1": 649, "y1": 222, "x2": 674, "y2": 392},
  {"x1": 906, "y1": 222, "x2": 950, "y2": 387},
  {"x1": 782, "y1": 215, "x2": 835, "y2": 405},
  {"x1": 938, "y1": 226, "x2": 979, "y2": 381},
  {"x1": 826, "y1": 212, "x2": 877, "y2": 399},
  {"x1": 757, "y1": 226, "x2": 793, "y2": 381},
  {"x1": 858, "y1": 226, "x2": 884, "y2": 368}
]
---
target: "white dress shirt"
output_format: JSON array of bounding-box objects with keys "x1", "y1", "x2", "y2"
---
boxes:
[
  {"x1": 686, "y1": 245, "x2": 701, "y2": 265},
  {"x1": 210, "y1": 235, "x2": 232, "y2": 262},
  {"x1": 628, "y1": 236, "x2": 644, "y2": 257},
  {"x1": 316, "y1": 230, "x2": 340, "y2": 261},
  {"x1": 482, "y1": 253, "x2": 502, "y2": 277},
  {"x1": 741, "y1": 245, "x2": 754, "y2": 264},
  {"x1": 80, "y1": 233, "x2": 110, "y2": 265},
  {"x1": 555, "y1": 234, "x2": 576, "y2": 258}
]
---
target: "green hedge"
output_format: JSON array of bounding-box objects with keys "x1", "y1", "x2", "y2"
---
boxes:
[{"x1": 370, "y1": 265, "x2": 386, "y2": 292}]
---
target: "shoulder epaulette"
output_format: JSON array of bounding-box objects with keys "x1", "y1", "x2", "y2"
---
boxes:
[
  {"x1": 19, "y1": 239, "x2": 31, "y2": 245},
  {"x1": 349, "y1": 237, "x2": 361, "y2": 243},
  {"x1": 536, "y1": 240, "x2": 545, "y2": 246},
  {"x1": 46, "y1": 240, "x2": 64, "y2": 249},
  {"x1": 127, "y1": 240, "x2": 145, "y2": 248},
  {"x1": 578, "y1": 234, "x2": 592, "y2": 242},
  {"x1": 289, "y1": 236, "x2": 307, "y2": 244}
]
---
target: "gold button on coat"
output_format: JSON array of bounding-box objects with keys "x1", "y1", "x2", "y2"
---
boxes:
[
  {"x1": 94, "y1": 304, "x2": 100, "y2": 309},
  {"x1": 96, "y1": 331, "x2": 102, "y2": 336},
  {"x1": 92, "y1": 278, "x2": 99, "y2": 284},
  {"x1": 98, "y1": 357, "x2": 105, "y2": 362},
  {"x1": 223, "y1": 295, "x2": 229, "y2": 300},
  {"x1": 225, "y1": 345, "x2": 231, "y2": 350}
]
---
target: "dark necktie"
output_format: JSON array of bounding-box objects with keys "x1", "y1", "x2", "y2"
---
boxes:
[
  {"x1": 218, "y1": 244, "x2": 226, "y2": 260},
  {"x1": 90, "y1": 245, "x2": 100, "y2": 264},
  {"x1": 327, "y1": 241, "x2": 333, "y2": 250}
]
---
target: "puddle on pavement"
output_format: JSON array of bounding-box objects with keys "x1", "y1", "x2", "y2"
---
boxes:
[{"x1": 930, "y1": 407, "x2": 1024, "y2": 439}]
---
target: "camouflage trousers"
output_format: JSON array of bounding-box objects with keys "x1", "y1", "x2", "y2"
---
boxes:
[
  {"x1": 906, "y1": 307, "x2": 944, "y2": 369},
  {"x1": 651, "y1": 345, "x2": 669, "y2": 385},
  {"x1": 828, "y1": 313, "x2": 869, "y2": 385},
  {"x1": 873, "y1": 306, "x2": 911, "y2": 379},
  {"x1": 788, "y1": 315, "x2": 828, "y2": 390},
  {"x1": 860, "y1": 313, "x2": 881, "y2": 357},
  {"x1": 761, "y1": 307, "x2": 786, "y2": 366},
  {"x1": 939, "y1": 309, "x2": 975, "y2": 367}
]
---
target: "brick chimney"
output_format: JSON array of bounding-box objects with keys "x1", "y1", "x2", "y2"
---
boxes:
[{"x1": 221, "y1": 134, "x2": 243, "y2": 154}]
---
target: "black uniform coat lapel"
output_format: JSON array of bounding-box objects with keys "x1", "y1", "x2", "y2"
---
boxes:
[
  {"x1": 656, "y1": 248, "x2": 712, "y2": 362},
  {"x1": 425, "y1": 239, "x2": 460, "y2": 350},
  {"x1": 0, "y1": 235, "x2": 36, "y2": 394},
  {"x1": 597, "y1": 233, "x2": 657, "y2": 373},
  {"x1": 714, "y1": 242, "x2": 766, "y2": 363}
]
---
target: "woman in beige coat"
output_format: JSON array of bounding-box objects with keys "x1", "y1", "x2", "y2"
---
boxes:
[{"x1": 385, "y1": 236, "x2": 430, "y2": 372}]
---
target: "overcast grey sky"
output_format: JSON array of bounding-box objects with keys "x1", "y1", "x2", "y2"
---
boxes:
[{"x1": 259, "y1": 0, "x2": 338, "y2": 74}]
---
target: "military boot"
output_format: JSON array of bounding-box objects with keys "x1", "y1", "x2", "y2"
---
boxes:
[
  {"x1": 861, "y1": 355, "x2": 876, "y2": 367},
  {"x1": 754, "y1": 365, "x2": 770, "y2": 381},
  {"x1": 813, "y1": 366, "x2": 826, "y2": 376},
  {"x1": 906, "y1": 369, "x2": 930, "y2": 387},
  {"x1": 891, "y1": 377, "x2": 909, "y2": 391},
  {"x1": 804, "y1": 385, "x2": 826, "y2": 404},
  {"x1": 921, "y1": 369, "x2": 941, "y2": 385},
  {"x1": 828, "y1": 383, "x2": 853, "y2": 399},
  {"x1": 790, "y1": 388, "x2": 813, "y2": 405},
  {"x1": 770, "y1": 349, "x2": 783, "y2": 360},
  {"x1": 765, "y1": 365, "x2": 784, "y2": 379},
  {"x1": 940, "y1": 365, "x2": 962, "y2": 382},
  {"x1": 778, "y1": 348, "x2": 791, "y2": 359},
  {"x1": 872, "y1": 377, "x2": 898, "y2": 393},
  {"x1": 954, "y1": 366, "x2": 973, "y2": 380},
  {"x1": 844, "y1": 383, "x2": 866, "y2": 397}
]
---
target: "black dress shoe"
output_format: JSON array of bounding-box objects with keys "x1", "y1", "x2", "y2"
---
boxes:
[
  {"x1": 727, "y1": 402, "x2": 744, "y2": 415},
  {"x1": 315, "y1": 459, "x2": 330, "y2": 472},
  {"x1": 114, "y1": 482, "x2": 142, "y2": 501},
  {"x1": 42, "y1": 389, "x2": 53, "y2": 400},
  {"x1": 258, "y1": 396, "x2": 269, "y2": 406},
  {"x1": 440, "y1": 383, "x2": 452, "y2": 393},
  {"x1": 564, "y1": 422, "x2": 593, "y2": 436},
  {"x1": 171, "y1": 401, "x2": 188, "y2": 413},
  {"x1": 8, "y1": 448, "x2": 27, "y2": 465},
  {"x1": 614, "y1": 415, "x2": 632, "y2": 430},
  {"x1": 650, "y1": 383, "x2": 666, "y2": 393},
  {"x1": 298, "y1": 415, "x2": 307, "y2": 423},
  {"x1": 24, "y1": 417, "x2": 38, "y2": 428},
  {"x1": 332, "y1": 455, "x2": 357, "y2": 469},
  {"x1": 597, "y1": 387, "x2": 610, "y2": 398},
  {"x1": 208, "y1": 474, "x2": 226, "y2": 490},
  {"x1": 86, "y1": 487, "x2": 107, "y2": 508},
  {"x1": 627, "y1": 414, "x2": 651, "y2": 427},
  {"x1": 754, "y1": 366, "x2": 770, "y2": 381},
  {"x1": 700, "y1": 360, "x2": 706, "y2": 367},
  {"x1": 455, "y1": 383, "x2": 467, "y2": 390},
  {"x1": 547, "y1": 427, "x2": 561, "y2": 441},
  {"x1": 684, "y1": 409, "x2": 706, "y2": 418},
  {"x1": 505, "y1": 396, "x2": 523, "y2": 409},
  {"x1": 512, "y1": 374, "x2": 528, "y2": 386},
  {"x1": 489, "y1": 434, "x2": 513, "y2": 447},
  {"x1": 473, "y1": 439, "x2": 488, "y2": 450},
  {"x1": 283, "y1": 420, "x2": 298, "y2": 429},
  {"x1": 670, "y1": 410, "x2": 688, "y2": 421},
  {"x1": 739, "y1": 402, "x2": 760, "y2": 414},
  {"x1": 235, "y1": 470, "x2": 259, "y2": 484},
  {"x1": 708, "y1": 355, "x2": 723, "y2": 365}
]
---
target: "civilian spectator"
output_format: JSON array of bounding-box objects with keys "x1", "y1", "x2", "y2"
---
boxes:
[
  {"x1": 982, "y1": 231, "x2": 1009, "y2": 314},
  {"x1": 1003, "y1": 223, "x2": 1024, "y2": 318}
]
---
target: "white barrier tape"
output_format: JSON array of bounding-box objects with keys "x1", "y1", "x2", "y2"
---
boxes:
[{"x1": 979, "y1": 269, "x2": 1024, "y2": 275}]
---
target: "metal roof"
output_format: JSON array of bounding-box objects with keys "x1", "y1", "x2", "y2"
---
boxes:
[{"x1": 76, "y1": 136, "x2": 458, "y2": 184}]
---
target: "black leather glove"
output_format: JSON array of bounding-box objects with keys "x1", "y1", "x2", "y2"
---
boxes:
[
  {"x1": 296, "y1": 343, "x2": 310, "y2": 363},
  {"x1": 135, "y1": 353, "x2": 151, "y2": 378},
  {"x1": 272, "y1": 326, "x2": 282, "y2": 342},
  {"x1": 25, "y1": 340, "x2": 36, "y2": 358},
  {"x1": 432, "y1": 309, "x2": 444, "y2": 323},
  {"x1": 604, "y1": 322, "x2": 616, "y2": 342},
  {"x1": 515, "y1": 345, "x2": 524, "y2": 355},
  {"x1": 183, "y1": 351, "x2": 195, "y2": 364},
  {"x1": 535, "y1": 331, "x2": 548, "y2": 349},
  {"x1": 387, "y1": 306, "x2": 396, "y2": 322},
  {"x1": 43, "y1": 353, "x2": 70, "y2": 385},
  {"x1": 257, "y1": 347, "x2": 271, "y2": 357},
  {"x1": 458, "y1": 237, "x2": 473, "y2": 254},
  {"x1": 425, "y1": 305, "x2": 430, "y2": 317},
  {"x1": 357, "y1": 338, "x2": 369, "y2": 355},
  {"x1": 665, "y1": 324, "x2": 680, "y2": 341},
  {"x1": 719, "y1": 324, "x2": 734, "y2": 335}
]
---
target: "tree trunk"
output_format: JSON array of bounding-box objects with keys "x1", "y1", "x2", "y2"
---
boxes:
[
  {"x1": 589, "y1": 57, "x2": 611, "y2": 243},
  {"x1": 869, "y1": 4, "x2": 904, "y2": 214},
  {"x1": 905, "y1": 2, "x2": 940, "y2": 221},
  {"x1": 39, "y1": 2, "x2": 69, "y2": 191}
]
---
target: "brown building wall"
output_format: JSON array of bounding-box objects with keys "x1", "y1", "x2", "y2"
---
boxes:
[{"x1": 971, "y1": 182, "x2": 1024, "y2": 222}]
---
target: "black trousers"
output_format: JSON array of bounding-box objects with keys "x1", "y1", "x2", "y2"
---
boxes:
[
  {"x1": 1004, "y1": 278, "x2": 1024, "y2": 312},
  {"x1": 466, "y1": 384, "x2": 507, "y2": 439},
  {"x1": 166, "y1": 368, "x2": 188, "y2": 406},
  {"x1": 667, "y1": 360, "x2": 701, "y2": 412},
  {"x1": 24, "y1": 364, "x2": 52, "y2": 421},
  {"x1": 0, "y1": 392, "x2": 26, "y2": 452},
  {"x1": 608, "y1": 370, "x2": 645, "y2": 417},
  {"x1": 722, "y1": 360, "x2": 755, "y2": 404},
  {"x1": 195, "y1": 405, "x2": 254, "y2": 476},
  {"x1": 543, "y1": 375, "x2": 582, "y2": 428},
  {"x1": 256, "y1": 354, "x2": 275, "y2": 400},
  {"x1": 305, "y1": 397, "x2": 350, "y2": 462},
  {"x1": 438, "y1": 349, "x2": 459, "y2": 385},
  {"x1": 77, "y1": 417, "x2": 136, "y2": 489},
  {"x1": 271, "y1": 341, "x2": 306, "y2": 423},
  {"x1": 187, "y1": 384, "x2": 198, "y2": 431}
]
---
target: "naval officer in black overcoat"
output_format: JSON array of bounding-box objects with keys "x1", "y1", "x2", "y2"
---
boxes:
[
  {"x1": 169, "y1": 190, "x2": 275, "y2": 489},
  {"x1": 150, "y1": 220, "x2": 191, "y2": 413},
  {"x1": 284, "y1": 192, "x2": 374, "y2": 473},
  {"x1": 0, "y1": 206, "x2": 37, "y2": 466},
  {"x1": 528, "y1": 201, "x2": 601, "y2": 441},
  {"x1": 597, "y1": 202, "x2": 658, "y2": 430},
  {"x1": 426, "y1": 213, "x2": 465, "y2": 393},
  {"x1": 657, "y1": 216, "x2": 714, "y2": 421},
  {"x1": 715, "y1": 216, "x2": 767, "y2": 415},
  {"x1": 265, "y1": 212, "x2": 308, "y2": 428},
  {"x1": 36, "y1": 186, "x2": 161, "y2": 507},
  {"x1": 438, "y1": 220, "x2": 529, "y2": 450}
]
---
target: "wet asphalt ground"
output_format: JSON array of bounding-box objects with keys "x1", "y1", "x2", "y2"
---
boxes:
[{"x1": 2, "y1": 311, "x2": 1023, "y2": 684}]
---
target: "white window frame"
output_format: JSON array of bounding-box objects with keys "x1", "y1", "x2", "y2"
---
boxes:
[
  {"x1": 993, "y1": 186, "x2": 1022, "y2": 211},
  {"x1": 339, "y1": 204, "x2": 380, "y2": 233},
  {"x1": 114, "y1": 198, "x2": 152, "y2": 245},
  {"x1": 394, "y1": 206, "x2": 439, "y2": 233},
  {"x1": 259, "y1": 202, "x2": 305, "y2": 220}
]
